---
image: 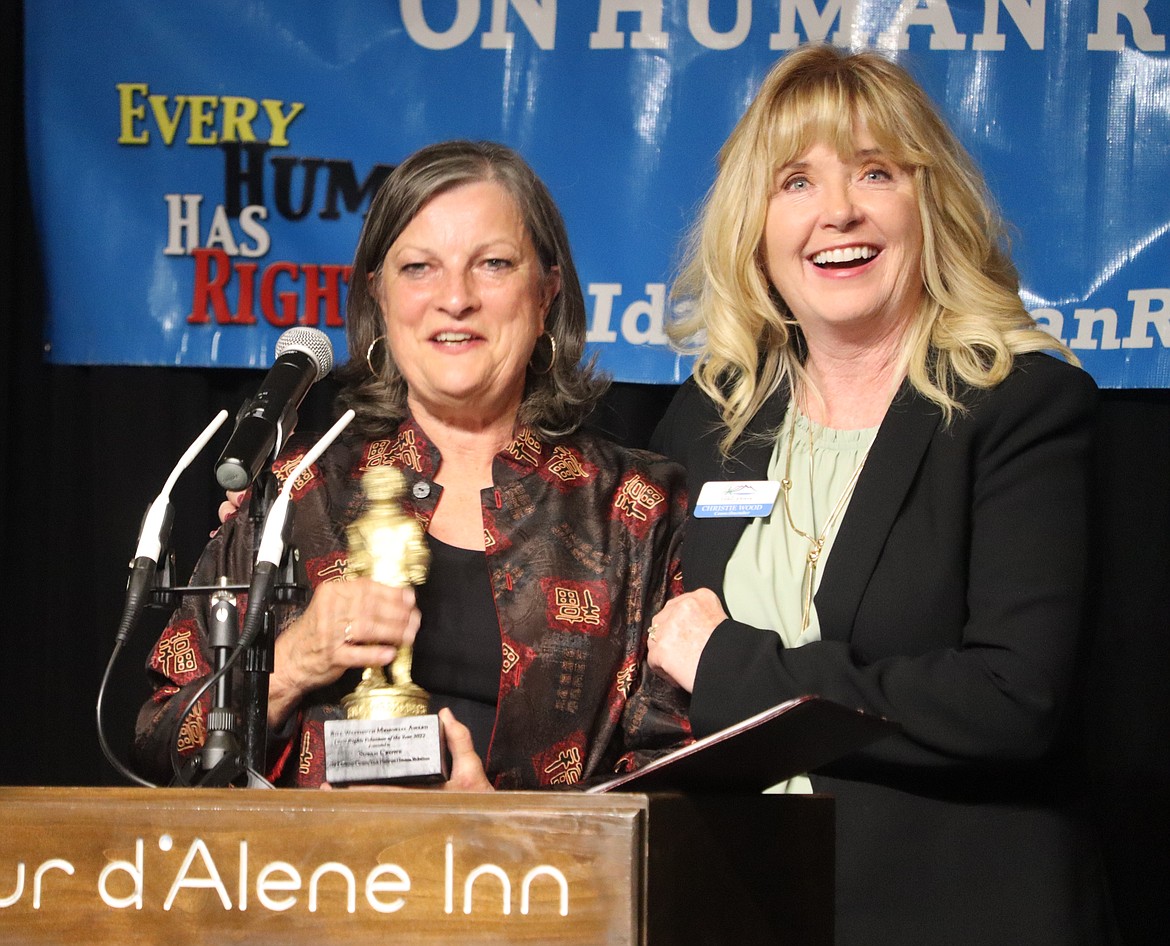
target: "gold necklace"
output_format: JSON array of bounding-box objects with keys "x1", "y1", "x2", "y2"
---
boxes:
[{"x1": 779, "y1": 409, "x2": 871, "y2": 632}]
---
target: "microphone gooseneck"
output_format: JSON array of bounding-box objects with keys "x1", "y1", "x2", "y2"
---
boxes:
[
  {"x1": 114, "y1": 409, "x2": 230, "y2": 645},
  {"x1": 101, "y1": 409, "x2": 230, "y2": 787}
]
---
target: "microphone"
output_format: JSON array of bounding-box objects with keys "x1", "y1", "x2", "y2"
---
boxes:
[
  {"x1": 237, "y1": 409, "x2": 356, "y2": 650},
  {"x1": 115, "y1": 410, "x2": 230, "y2": 645},
  {"x1": 214, "y1": 327, "x2": 334, "y2": 491}
]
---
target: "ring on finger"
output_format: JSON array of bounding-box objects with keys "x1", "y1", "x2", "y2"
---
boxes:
[
  {"x1": 343, "y1": 622, "x2": 354, "y2": 644},
  {"x1": 648, "y1": 624, "x2": 658, "y2": 642}
]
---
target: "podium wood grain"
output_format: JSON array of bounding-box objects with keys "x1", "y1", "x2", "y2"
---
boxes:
[{"x1": 0, "y1": 787, "x2": 833, "y2": 945}]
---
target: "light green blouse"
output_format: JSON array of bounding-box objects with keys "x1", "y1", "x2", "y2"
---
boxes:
[{"x1": 723, "y1": 407, "x2": 878, "y2": 794}]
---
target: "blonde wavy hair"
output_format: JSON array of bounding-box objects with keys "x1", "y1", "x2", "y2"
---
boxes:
[{"x1": 669, "y1": 45, "x2": 1072, "y2": 454}]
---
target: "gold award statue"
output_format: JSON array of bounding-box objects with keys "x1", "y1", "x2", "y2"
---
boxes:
[{"x1": 324, "y1": 466, "x2": 449, "y2": 784}]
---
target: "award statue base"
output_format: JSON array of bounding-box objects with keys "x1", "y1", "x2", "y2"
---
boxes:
[{"x1": 324, "y1": 714, "x2": 449, "y2": 785}]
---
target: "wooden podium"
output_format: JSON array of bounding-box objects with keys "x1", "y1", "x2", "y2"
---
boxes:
[{"x1": 0, "y1": 786, "x2": 833, "y2": 945}]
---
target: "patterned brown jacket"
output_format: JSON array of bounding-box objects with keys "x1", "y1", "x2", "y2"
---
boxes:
[{"x1": 133, "y1": 416, "x2": 692, "y2": 789}]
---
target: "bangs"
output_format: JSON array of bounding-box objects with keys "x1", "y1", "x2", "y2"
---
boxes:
[{"x1": 757, "y1": 59, "x2": 937, "y2": 187}]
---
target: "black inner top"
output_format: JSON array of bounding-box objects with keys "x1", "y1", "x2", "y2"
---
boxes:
[{"x1": 412, "y1": 533, "x2": 502, "y2": 762}]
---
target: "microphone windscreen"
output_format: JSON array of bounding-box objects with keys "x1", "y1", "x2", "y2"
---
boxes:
[{"x1": 275, "y1": 326, "x2": 334, "y2": 381}]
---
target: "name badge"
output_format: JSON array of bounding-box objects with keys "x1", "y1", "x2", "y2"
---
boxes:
[{"x1": 694, "y1": 480, "x2": 780, "y2": 518}]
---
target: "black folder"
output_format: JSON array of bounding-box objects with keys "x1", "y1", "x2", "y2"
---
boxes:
[{"x1": 589, "y1": 695, "x2": 898, "y2": 794}]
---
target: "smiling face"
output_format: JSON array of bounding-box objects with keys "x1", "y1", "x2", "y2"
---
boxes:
[
  {"x1": 372, "y1": 179, "x2": 560, "y2": 428},
  {"x1": 762, "y1": 133, "x2": 924, "y2": 349}
]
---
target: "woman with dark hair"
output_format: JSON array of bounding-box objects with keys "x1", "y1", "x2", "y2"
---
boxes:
[
  {"x1": 134, "y1": 140, "x2": 690, "y2": 790},
  {"x1": 339, "y1": 139, "x2": 606, "y2": 439},
  {"x1": 647, "y1": 46, "x2": 1113, "y2": 943}
]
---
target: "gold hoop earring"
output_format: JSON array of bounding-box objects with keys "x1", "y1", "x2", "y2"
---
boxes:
[
  {"x1": 366, "y1": 336, "x2": 386, "y2": 375},
  {"x1": 530, "y1": 332, "x2": 557, "y2": 376}
]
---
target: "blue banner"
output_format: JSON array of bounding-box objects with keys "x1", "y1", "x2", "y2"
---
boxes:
[{"x1": 24, "y1": 1, "x2": 1170, "y2": 387}]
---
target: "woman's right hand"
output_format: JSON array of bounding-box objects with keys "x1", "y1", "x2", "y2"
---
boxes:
[
  {"x1": 266, "y1": 578, "x2": 421, "y2": 727},
  {"x1": 646, "y1": 588, "x2": 728, "y2": 693}
]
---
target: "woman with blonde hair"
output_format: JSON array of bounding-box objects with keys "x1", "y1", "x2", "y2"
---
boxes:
[{"x1": 647, "y1": 45, "x2": 1113, "y2": 944}]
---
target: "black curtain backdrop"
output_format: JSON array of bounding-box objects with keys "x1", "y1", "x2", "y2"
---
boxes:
[{"x1": 3, "y1": 5, "x2": 1168, "y2": 943}]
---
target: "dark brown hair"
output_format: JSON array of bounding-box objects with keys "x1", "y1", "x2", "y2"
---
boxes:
[{"x1": 337, "y1": 139, "x2": 608, "y2": 438}]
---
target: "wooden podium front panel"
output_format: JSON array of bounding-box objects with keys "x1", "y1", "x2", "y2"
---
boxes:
[
  {"x1": 0, "y1": 787, "x2": 834, "y2": 945},
  {"x1": 0, "y1": 787, "x2": 646, "y2": 946}
]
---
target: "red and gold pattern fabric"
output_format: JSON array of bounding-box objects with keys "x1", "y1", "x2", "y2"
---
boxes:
[{"x1": 133, "y1": 417, "x2": 691, "y2": 789}]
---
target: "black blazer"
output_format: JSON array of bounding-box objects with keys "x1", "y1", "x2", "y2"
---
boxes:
[{"x1": 653, "y1": 353, "x2": 1114, "y2": 945}]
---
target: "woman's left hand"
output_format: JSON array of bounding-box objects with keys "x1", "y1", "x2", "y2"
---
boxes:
[
  {"x1": 646, "y1": 588, "x2": 729, "y2": 693},
  {"x1": 438, "y1": 708, "x2": 494, "y2": 791}
]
